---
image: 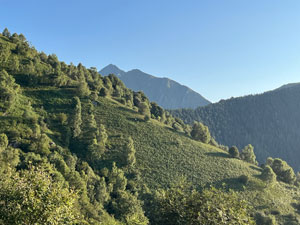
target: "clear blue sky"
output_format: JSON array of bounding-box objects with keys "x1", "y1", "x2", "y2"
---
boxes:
[{"x1": 1, "y1": 0, "x2": 300, "y2": 102}]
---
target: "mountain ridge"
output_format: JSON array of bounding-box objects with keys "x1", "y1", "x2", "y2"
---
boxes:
[
  {"x1": 171, "y1": 83, "x2": 300, "y2": 172},
  {"x1": 99, "y1": 64, "x2": 211, "y2": 109}
]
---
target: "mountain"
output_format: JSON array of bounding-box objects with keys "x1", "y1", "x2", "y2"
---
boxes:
[
  {"x1": 99, "y1": 64, "x2": 211, "y2": 109},
  {"x1": 1, "y1": 30, "x2": 300, "y2": 224},
  {"x1": 171, "y1": 84, "x2": 300, "y2": 172}
]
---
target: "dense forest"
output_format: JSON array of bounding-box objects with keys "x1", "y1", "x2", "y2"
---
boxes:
[
  {"x1": 170, "y1": 85, "x2": 300, "y2": 172},
  {"x1": 0, "y1": 28, "x2": 300, "y2": 224}
]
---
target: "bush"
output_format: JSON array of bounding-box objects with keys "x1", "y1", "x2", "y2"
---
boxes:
[
  {"x1": 270, "y1": 158, "x2": 296, "y2": 184},
  {"x1": 255, "y1": 212, "x2": 277, "y2": 225},
  {"x1": 190, "y1": 121, "x2": 211, "y2": 143},
  {"x1": 261, "y1": 165, "x2": 276, "y2": 185},
  {"x1": 229, "y1": 146, "x2": 239, "y2": 158},
  {"x1": 172, "y1": 122, "x2": 183, "y2": 132},
  {"x1": 144, "y1": 115, "x2": 150, "y2": 122},
  {"x1": 238, "y1": 175, "x2": 249, "y2": 184},
  {"x1": 240, "y1": 144, "x2": 258, "y2": 165},
  {"x1": 0, "y1": 133, "x2": 8, "y2": 151},
  {"x1": 151, "y1": 180, "x2": 255, "y2": 225}
]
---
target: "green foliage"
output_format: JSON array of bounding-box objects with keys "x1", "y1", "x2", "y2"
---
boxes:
[
  {"x1": 151, "y1": 180, "x2": 254, "y2": 225},
  {"x1": 0, "y1": 31, "x2": 299, "y2": 224},
  {"x1": 144, "y1": 114, "x2": 150, "y2": 122},
  {"x1": 77, "y1": 81, "x2": 91, "y2": 97},
  {"x1": 69, "y1": 97, "x2": 82, "y2": 137},
  {"x1": 270, "y1": 158, "x2": 296, "y2": 184},
  {"x1": 255, "y1": 212, "x2": 278, "y2": 225},
  {"x1": 109, "y1": 190, "x2": 149, "y2": 225},
  {"x1": 0, "y1": 133, "x2": 8, "y2": 151},
  {"x1": 170, "y1": 88, "x2": 300, "y2": 172},
  {"x1": 0, "y1": 69, "x2": 20, "y2": 113},
  {"x1": 2, "y1": 28, "x2": 11, "y2": 37},
  {"x1": 0, "y1": 166, "x2": 82, "y2": 225},
  {"x1": 261, "y1": 165, "x2": 277, "y2": 185},
  {"x1": 229, "y1": 145, "x2": 240, "y2": 158},
  {"x1": 138, "y1": 102, "x2": 150, "y2": 117},
  {"x1": 238, "y1": 174, "x2": 249, "y2": 185},
  {"x1": 240, "y1": 144, "x2": 258, "y2": 165},
  {"x1": 124, "y1": 137, "x2": 136, "y2": 167},
  {"x1": 190, "y1": 121, "x2": 211, "y2": 143}
]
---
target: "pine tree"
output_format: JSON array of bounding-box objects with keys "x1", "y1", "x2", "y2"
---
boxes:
[
  {"x1": 69, "y1": 97, "x2": 82, "y2": 137},
  {"x1": 2, "y1": 28, "x2": 11, "y2": 37}
]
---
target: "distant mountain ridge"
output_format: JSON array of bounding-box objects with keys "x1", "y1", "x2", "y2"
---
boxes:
[
  {"x1": 171, "y1": 84, "x2": 300, "y2": 172},
  {"x1": 99, "y1": 64, "x2": 211, "y2": 109}
]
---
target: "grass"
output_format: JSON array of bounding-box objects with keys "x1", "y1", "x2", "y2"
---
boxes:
[{"x1": 6, "y1": 86, "x2": 300, "y2": 223}]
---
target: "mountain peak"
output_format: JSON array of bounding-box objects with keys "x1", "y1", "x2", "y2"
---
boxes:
[
  {"x1": 99, "y1": 64, "x2": 125, "y2": 77},
  {"x1": 99, "y1": 65, "x2": 211, "y2": 109}
]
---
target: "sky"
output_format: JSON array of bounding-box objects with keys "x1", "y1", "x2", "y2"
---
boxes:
[{"x1": 1, "y1": 0, "x2": 300, "y2": 102}]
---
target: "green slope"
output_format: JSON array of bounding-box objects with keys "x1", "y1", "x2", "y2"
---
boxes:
[
  {"x1": 25, "y1": 86, "x2": 300, "y2": 223},
  {"x1": 170, "y1": 86, "x2": 300, "y2": 172}
]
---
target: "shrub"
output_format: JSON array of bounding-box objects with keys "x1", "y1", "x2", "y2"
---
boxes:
[
  {"x1": 238, "y1": 175, "x2": 249, "y2": 184},
  {"x1": 229, "y1": 146, "x2": 239, "y2": 158},
  {"x1": 0, "y1": 166, "x2": 81, "y2": 224},
  {"x1": 240, "y1": 144, "x2": 258, "y2": 165},
  {"x1": 172, "y1": 122, "x2": 183, "y2": 132},
  {"x1": 0, "y1": 133, "x2": 8, "y2": 151},
  {"x1": 144, "y1": 115, "x2": 150, "y2": 122},
  {"x1": 255, "y1": 212, "x2": 277, "y2": 225},
  {"x1": 261, "y1": 165, "x2": 276, "y2": 185},
  {"x1": 190, "y1": 121, "x2": 211, "y2": 143},
  {"x1": 271, "y1": 158, "x2": 296, "y2": 184}
]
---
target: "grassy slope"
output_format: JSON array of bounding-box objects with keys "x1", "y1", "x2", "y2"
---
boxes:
[{"x1": 23, "y1": 86, "x2": 300, "y2": 223}]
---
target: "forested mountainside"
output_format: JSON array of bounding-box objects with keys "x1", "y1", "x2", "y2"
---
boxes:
[
  {"x1": 0, "y1": 28, "x2": 300, "y2": 224},
  {"x1": 99, "y1": 64, "x2": 211, "y2": 109},
  {"x1": 171, "y1": 85, "x2": 300, "y2": 172}
]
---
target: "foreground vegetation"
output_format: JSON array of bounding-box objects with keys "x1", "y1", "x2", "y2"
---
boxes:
[{"x1": 0, "y1": 28, "x2": 300, "y2": 224}]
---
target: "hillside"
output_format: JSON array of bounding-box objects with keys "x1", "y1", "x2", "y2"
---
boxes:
[
  {"x1": 0, "y1": 29, "x2": 300, "y2": 224},
  {"x1": 171, "y1": 85, "x2": 300, "y2": 172},
  {"x1": 99, "y1": 64, "x2": 211, "y2": 109}
]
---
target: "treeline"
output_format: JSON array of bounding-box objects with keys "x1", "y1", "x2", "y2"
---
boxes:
[{"x1": 0, "y1": 28, "x2": 256, "y2": 224}]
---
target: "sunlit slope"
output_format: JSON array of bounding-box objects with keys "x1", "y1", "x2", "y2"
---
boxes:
[{"x1": 24, "y1": 87, "x2": 300, "y2": 223}]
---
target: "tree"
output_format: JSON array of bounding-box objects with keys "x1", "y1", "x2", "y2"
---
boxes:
[
  {"x1": 97, "y1": 124, "x2": 108, "y2": 146},
  {"x1": 0, "y1": 70, "x2": 20, "y2": 113},
  {"x1": 99, "y1": 87, "x2": 108, "y2": 97},
  {"x1": 77, "y1": 81, "x2": 90, "y2": 97},
  {"x1": 240, "y1": 144, "x2": 258, "y2": 165},
  {"x1": 261, "y1": 165, "x2": 276, "y2": 185},
  {"x1": 69, "y1": 97, "x2": 82, "y2": 137},
  {"x1": 0, "y1": 42, "x2": 11, "y2": 64},
  {"x1": 124, "y1": 137, "x2": 136, "y2": 167},
  {"x1": 7, "y1": 55, "x2": 19, "y2": 73},
  {"x1": 0, "y1": 133, "x2": 8, "y2": 151},
  {"x1": 190, "y1": 121, "x2": 211, "y2": 143},
  {"x1": 0, "y1": 166, "x2": 82, "y2": 224},
  {"x1": 270, "y1": 158, "x2": 296, "y2": 184},
  {"x1": 138, "y1": 102, "x2": 150, "y2": 117},
  {"x1": 151, "y1": 179, "x2": 254, "y2": 225},
  {"x1": 2, "y1": 28, "x2": 11, "y2": 37},
  {"x1": 109, "y1": 190, "x2": 149, "y2": 225},
  {"x1": 229, "y1": 146, "x2": 240, "y2": 158}
]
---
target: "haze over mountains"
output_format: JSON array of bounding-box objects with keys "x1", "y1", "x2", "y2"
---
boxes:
[
  {"x1": 171, "y1": 83, "x2": 300, "y2": 171},
  {"x1": 99, "y1": 64, "x2": 211, "y2": 109}
]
